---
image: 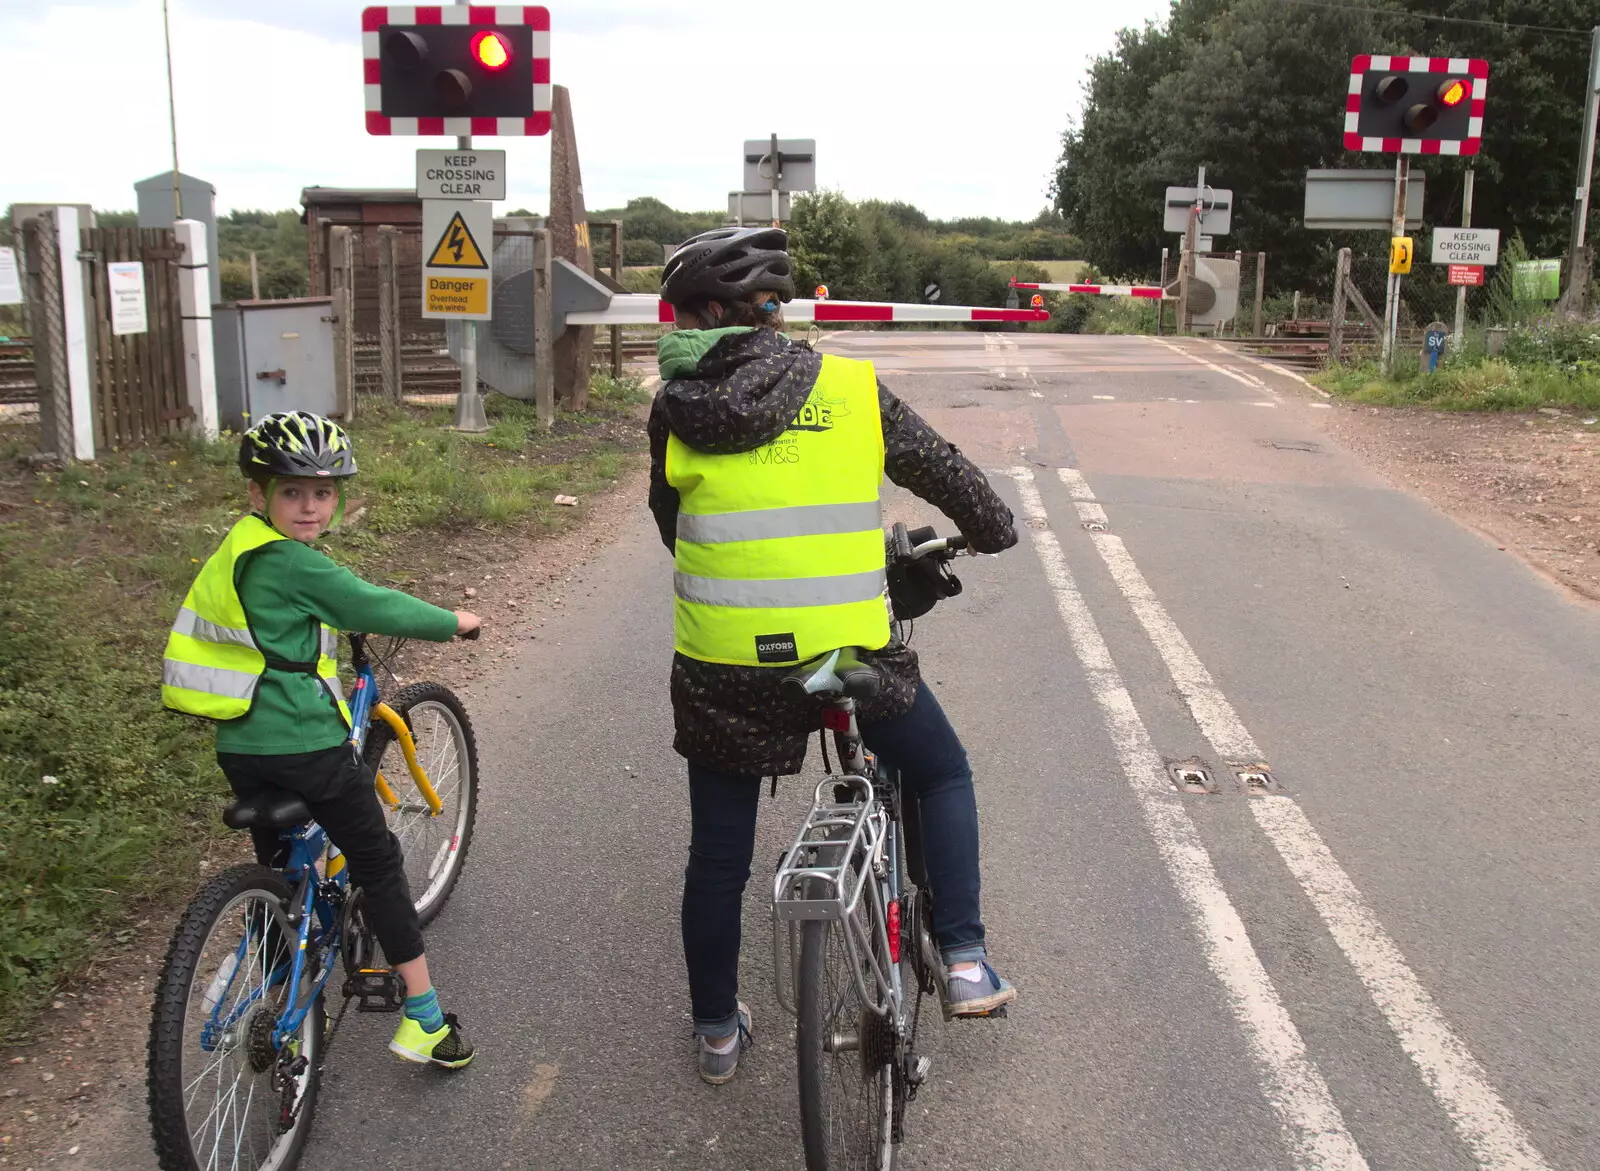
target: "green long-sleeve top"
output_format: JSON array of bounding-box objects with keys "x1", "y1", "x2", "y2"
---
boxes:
[{"x1": 214, "y1": 535, "x2": 459, "y2": 756}]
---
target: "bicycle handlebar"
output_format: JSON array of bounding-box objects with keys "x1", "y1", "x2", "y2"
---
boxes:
[{"x1": 888, "y1": 522, "x2": 973, "y2": 565}]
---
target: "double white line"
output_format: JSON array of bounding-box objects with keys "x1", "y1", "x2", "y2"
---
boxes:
[{"x1": 1006, "y1": 465, "x2": 1551, "y2": 1171}]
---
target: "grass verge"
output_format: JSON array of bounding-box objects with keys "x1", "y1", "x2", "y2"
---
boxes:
[
  {"x1": 1313, "y1": 358, "x2": 1600, "y2": 412},
  {"x1": 0, "y1": 377, "x2": 647, "y2": 1032},
  {"x1": 1313, "y1": 319, "x2": 1600, "y2": 412}
]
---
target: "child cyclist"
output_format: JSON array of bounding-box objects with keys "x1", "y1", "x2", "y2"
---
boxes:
[{"x1": 162, "y1": 410, "x2": 478, "y2": 1068}]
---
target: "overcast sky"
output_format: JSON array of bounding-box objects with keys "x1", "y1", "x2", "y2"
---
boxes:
[{"x1": 2, "y1": 0, "x2": 1172, "y2": 220}]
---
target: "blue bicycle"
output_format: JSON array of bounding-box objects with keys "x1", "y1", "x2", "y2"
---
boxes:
[{"x1": 147, "y1": 630, "x2": 479, "y2": 1171}]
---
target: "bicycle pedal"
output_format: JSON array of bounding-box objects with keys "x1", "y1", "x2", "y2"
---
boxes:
[{"x1": 342, "y1": 968, "x2": 406, "y2": 1013}]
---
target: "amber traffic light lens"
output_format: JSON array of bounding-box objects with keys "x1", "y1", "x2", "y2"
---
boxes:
[{"x1": 1404, "y1": 103, "x2": 1439, "y2": 132}]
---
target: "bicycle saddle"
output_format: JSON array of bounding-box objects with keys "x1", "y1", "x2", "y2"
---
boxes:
[
  {"x1": 781, "y1": 647, "x2": 882, "y2": 699},
  {"x1": 223, "y1": 788, "x2": 312, "y2": 831}
]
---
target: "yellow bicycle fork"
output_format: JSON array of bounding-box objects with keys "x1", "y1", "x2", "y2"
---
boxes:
[
  {"x1": 329, "y1": 702, "x2": 444, "y2": 882},
  {"x1": 371, "y1": 701, "x2": 445, "y2": 816}
]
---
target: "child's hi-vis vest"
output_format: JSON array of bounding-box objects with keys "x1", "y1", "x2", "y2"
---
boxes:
[
  {"x1": 665, "y1": 354, "x2": 891, "y2": 667},
  {"x1": 161, "y1": 515, "x2": 350, "y2": 724}
]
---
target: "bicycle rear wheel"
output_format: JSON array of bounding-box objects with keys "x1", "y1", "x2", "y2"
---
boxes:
[
  {"x1": 148, "y1": 865, "x2": 323, "y2": 1171},
  {"x1": 796, "y1": 904, "x2": 896, "y2": 1171},
  {"x1": 364, "y1": 682, "x2": 479, "y2": 925}
]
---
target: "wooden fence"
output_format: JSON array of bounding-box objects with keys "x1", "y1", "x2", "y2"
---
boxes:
[{"x1": 80, "y1": 227, "x2": 190, "y2": 448}]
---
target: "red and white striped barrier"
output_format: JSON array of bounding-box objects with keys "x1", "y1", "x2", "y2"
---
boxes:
[
  {"x1": 1009, "y1": 280, "x2": 1170, "y2": 300},
  {"x1": 565, "y1": 295, "x2": 1050, "y2": 326}
]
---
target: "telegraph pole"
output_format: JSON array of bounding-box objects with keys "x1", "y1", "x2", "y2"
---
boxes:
[
  {"x1": 1563, "y1": 26, "x2": 1600, "y2": 312},
  {"x1": 1382, "y1": 154, "x2": 1409, "y2": 374}
]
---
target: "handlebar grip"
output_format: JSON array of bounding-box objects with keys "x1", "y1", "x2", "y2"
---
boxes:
[{"x1": 890, "y1": 521, "x2": 913, "y2": 562}]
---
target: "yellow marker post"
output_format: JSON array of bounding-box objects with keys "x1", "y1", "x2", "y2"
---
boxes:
[{"x1": 1390, "y1": 236, "x2": 1414, "y2": 275}]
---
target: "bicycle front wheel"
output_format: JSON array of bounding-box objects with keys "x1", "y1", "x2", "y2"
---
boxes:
[
  {"x1": 148, "y1": 865, "x2": 323, "y2": 1171},
  {"x1": 364, "y1": 681, "x2": 479, "y2": 925},
  {"x1": 796, "y1": 910, "x2": 896, "y2": 1171}
]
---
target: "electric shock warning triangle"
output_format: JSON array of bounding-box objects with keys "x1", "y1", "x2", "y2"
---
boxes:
[{"x1": 426, "y1": 212, "x2": 489, "y2": 269}]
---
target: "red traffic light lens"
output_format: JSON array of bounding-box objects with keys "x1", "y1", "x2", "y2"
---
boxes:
[
  {"x1": 1437, "y1": 78, "x2": 1468, "y2": 107},
  {"x1": 1030, "y1": 294, "x2": 1044, "y2": 309},
  {"x1": 471, "y1": 30, "x2": 512, "y2": 71},
  {"x1": 1375, "y1": 75, "x2": 1409, "y2": 104}
]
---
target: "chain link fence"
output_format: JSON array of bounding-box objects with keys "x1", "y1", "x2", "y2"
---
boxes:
[{"x1": 1348, "y1": 255, "x2": 1492, "y2": 343}]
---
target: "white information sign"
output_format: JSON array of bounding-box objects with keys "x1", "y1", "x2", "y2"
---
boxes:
[
  {"x1": 0, "y1": 247, "x2": 21, "y2": 305},
  {"x1": 416, "y1": 150, "x2": 507, "y2": 201},
  {"x1": 421, "y1": 200, "x2": 493, "y2": 321},
  {"x1": 107, "y1": 261, "x2": 148, "y2": 335},
  {"x1": 1431, "y1": 227, "x2": 1500, "y2": 266}
]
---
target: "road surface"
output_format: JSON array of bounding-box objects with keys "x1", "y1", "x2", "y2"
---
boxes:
[{"x1": 297, "y1": 331, "x2": 1599, "y2": 1170}]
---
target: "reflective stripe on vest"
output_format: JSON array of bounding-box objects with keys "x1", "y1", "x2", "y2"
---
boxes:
[
  {"x1": 162, "y1": 659, "x2": 260, "y2": 699},
  {"x1": 171, "y1": 606, "x2": 257, "y2": 648},
  {"x1": 665, "y1": 352, "x2": 890, "y2": 667},
  {"x1": 161, "y1": 514, "x2": 351, "y2": 725},
  {"x1": 675, "y1": 500, "x2": 883, "y2": 545},
  {"x1": 673, "y1": 568, "x2": 887, "y2": 609}
]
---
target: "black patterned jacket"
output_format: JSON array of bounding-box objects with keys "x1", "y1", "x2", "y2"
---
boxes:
[{"x1": 647, "y1": 327, "x2": 1016, "y2": 777}]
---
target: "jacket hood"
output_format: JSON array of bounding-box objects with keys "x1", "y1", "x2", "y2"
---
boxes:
[{"x1": 655, "y1": 327, "x2": 823, "y2": 455}]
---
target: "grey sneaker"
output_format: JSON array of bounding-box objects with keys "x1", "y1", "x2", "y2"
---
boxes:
[
  {"x1": 946, "y1": 961, "x2": 1017, "y2": 1018},
  {"x1": 697, "y1": 1002, "x2": 753, "y2": 1085}
]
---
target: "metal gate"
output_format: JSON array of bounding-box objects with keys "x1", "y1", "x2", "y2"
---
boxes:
[{"x1": 79, "y1": 227, "x2": 190, "y2": 448}]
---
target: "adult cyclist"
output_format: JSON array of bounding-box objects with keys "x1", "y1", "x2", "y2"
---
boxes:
[{"x1": 648, "y1": 226, "x2": 1019, "y2": 1084}]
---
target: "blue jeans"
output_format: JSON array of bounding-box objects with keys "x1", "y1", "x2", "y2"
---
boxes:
[{"x1": 681, "y1": 682, "x2": 987, "y2": 1037}]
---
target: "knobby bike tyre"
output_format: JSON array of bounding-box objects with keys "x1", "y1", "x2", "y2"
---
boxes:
[
  {"x1": 796, "y1": 912, "x2": 897, "y2": 1171},
  {"x1": 363, "y1": 681, "x2": 480, "y2": 926},
  {"x1": 148, "y1": 864, "x2": 324, "y2": 1171}
]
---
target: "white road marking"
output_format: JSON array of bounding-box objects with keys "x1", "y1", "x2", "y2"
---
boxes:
[
  {"x1": 1092, "y1": 394, "x2": 1116, "y2": 400},
  {"x1": 1056, "y1": 465, "x2": 1554, "y2": 1171},
  {"x1": 1153, "y1": 337, "x2": 1273, "y2": 393},
  {"x1": 1213, "y1": 341, "x2": 1334, "y2": 397},
  {"x1": 1006, "y1": 467, "x2": 1370, "y2": 1171},
  {"x1": 1251, "y1": 401, "x2": 1279, "y2": 408}
]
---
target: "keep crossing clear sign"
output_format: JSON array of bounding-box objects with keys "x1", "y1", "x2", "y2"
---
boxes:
[{"x1": 422, "y1": 200, "x2": 493, "y2": 321}]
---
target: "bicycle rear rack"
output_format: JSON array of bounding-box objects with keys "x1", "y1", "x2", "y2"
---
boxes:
[{"x1": 772, "y1": 775, "x2": 898, "y2": 1017}]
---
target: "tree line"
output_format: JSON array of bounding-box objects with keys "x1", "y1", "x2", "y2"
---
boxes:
[
  {"x1": 584, "y1": 194, "x2": 1083, "y2": 279},
  {"x1": 1053, "y1": 0, "x2": 1598, "y2": 295}
]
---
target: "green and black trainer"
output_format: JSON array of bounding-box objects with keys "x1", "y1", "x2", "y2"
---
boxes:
[{"x1": 389, "y1": 1012, "x2": 476, "y2": 1069}]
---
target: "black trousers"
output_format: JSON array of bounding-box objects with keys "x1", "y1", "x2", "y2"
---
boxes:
[{"x1": 217, "y1": 746, "x2": 425, "y2": 966}]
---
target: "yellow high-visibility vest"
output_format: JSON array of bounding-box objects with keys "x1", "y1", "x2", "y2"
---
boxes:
[
  {"x1": 161, "y1": 515, "x2": 350, "y2": 724},
  {"x1": 666, "y1": 352, "x2": 890, "y2": 667}
]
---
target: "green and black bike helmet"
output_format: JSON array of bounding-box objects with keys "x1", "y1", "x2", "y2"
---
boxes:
[{"x1": 238, "y1": 411, "x2": 357, "y2": 482}]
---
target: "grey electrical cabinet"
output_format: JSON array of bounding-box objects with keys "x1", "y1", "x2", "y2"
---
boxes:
[{"x1": 214, "y1": 298, "x2": 338, "y2": 431}]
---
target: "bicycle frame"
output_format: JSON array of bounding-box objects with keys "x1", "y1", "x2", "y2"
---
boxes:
[{"x1": 197, "y1": 821, "x2": 348, "y2": 1054}]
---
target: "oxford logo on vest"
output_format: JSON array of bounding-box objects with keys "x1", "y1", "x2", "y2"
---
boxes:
[{"x1": 755, "y1": 632, "x2": 799, "y2": 663}]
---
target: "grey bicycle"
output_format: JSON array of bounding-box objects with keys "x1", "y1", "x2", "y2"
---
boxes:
[{"x1": 772, "y1": 523, "x2": 998, "y2": 1171}]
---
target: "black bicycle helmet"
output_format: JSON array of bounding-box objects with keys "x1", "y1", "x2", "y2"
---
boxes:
[
  {"x1": 660, "y1": 226, "x2": 796, "y2": 307},
  {"x1": 238, "y1": 411, "x2": 357, "y2": 480}
]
